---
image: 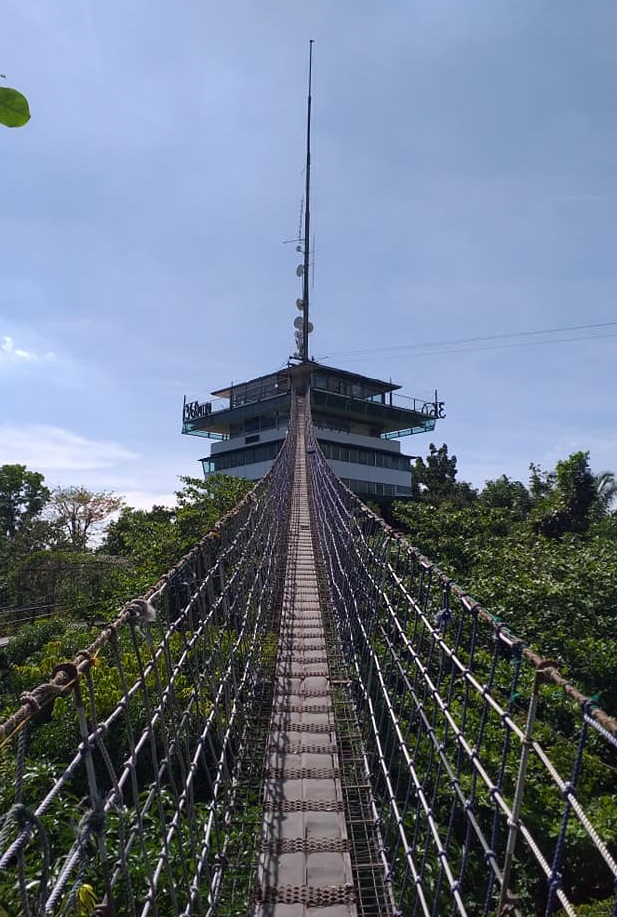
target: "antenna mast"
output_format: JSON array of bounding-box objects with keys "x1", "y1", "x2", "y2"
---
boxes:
[{"x1": 301, "y1": 40, "x2": 314, "y2": 362}]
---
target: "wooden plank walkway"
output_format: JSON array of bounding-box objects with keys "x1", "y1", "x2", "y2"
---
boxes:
[{"x1": 254, "y1": 398, "x2": 357, "y2": 917}]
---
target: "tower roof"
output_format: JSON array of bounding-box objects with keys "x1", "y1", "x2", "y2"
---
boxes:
[{"x1": 210, "y1": 362, "x2": 401, "y2": 400}]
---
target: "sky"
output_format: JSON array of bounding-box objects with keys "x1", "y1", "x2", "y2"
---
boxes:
[{"x1": 2, "y1": 1, "x2": 617, "y2": 508}]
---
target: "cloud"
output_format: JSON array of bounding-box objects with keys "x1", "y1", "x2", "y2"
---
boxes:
[
  {"x1": 0, "y1": 427, "x2": 179, "y2": 509},
  {"x1": 0, "y1": 335, "x2": 55, "y2": 366},
  {"x1": 0, "y1": 425, "x2": 138, "y2": 471},
  {"x1": 121, "y1": 490, "x2": 176, "y2": 511}
]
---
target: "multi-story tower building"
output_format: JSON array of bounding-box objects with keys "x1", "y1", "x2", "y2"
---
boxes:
[
  {"x1": 182, "y1": 364, "x2": 443, "y2": 502},
  {"x1": 182, "y1": 44, "x2": 443, "y2": 500}
]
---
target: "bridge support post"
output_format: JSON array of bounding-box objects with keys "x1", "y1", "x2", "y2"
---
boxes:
[{"x1": 497, "y1": 663, "x2": 548, "y2": 916}]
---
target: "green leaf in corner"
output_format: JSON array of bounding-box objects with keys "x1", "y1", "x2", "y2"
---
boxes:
[{"x1": 0, "y1": 86, "x2": 31, "y2": 127}]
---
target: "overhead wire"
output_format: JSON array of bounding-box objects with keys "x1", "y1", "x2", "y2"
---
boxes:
[
  {"x1": 321, "y1": 330, "x2": 617, "y2": 364},
  {"x1": 317, "y1": 321, "x2": 617, "y2": 361}
]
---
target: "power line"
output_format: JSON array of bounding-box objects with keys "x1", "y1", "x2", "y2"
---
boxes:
[
  {"x1": 329, "y1": 331, "x2": 617, "y2": 364},
  {"x1": 317, "y1": 321, "x2": 617, "y2": 360}
]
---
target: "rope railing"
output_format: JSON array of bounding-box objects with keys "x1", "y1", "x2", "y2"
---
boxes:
[
  {"x1": 305, "y1": 407, "x2": 617, "y2": 917},
  {"x1": 0, "y1": 404, "x2": 298, "y2": 917}
]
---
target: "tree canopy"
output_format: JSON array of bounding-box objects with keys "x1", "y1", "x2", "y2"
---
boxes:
[
  {"x1": 0, "y1": 464, "x2": 49, "y2": 541},
  {"x1": 394, "y1": 448, "x2": 617, "y2": 712},
  {"x1": 50, "y1": 486, "x2": 124, "y2": 551}
]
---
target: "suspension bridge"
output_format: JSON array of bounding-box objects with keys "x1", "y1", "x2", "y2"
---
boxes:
[{"x1": 0, "y1": 384, "x2": 616, "y2": 917}]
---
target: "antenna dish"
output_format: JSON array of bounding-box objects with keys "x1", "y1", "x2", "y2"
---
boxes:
[
  {"x1": 293, "y1": 316, "x2": 303, "y2": 330},
  {"x1": 296, "y1": 299, "x2": 304, "y2": 310},
  {"x1": 307, "y1": 321, "x2": 314, "y2": 333},
  {"x1": 296, "y1": 264, "x2": 304, "y2": 277},
  {"x1": 296, "y1": 245, "x2": 302, "y2": 253}
]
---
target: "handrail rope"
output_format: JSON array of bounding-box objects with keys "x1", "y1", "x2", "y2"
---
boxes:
[{"x1": 0, "y1": 417, "x2": 297, "y2": 749}]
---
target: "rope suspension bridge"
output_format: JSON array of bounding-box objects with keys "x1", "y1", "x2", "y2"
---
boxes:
[{"x1": 1, "y1": 385, "x2": 616, "y2": 917}]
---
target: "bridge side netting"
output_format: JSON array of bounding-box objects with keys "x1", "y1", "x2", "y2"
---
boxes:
[
  {"x1": 0, "y1": 407, "x2": 298, "y2": 917},
  {"x1": 305, "y1": 407, "x2": 617, "y2": 917}
]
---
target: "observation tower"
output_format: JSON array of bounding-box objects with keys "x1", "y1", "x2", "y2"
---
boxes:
[{"x1": 182, "y1": 43, "x2": 444, "y2": 502}]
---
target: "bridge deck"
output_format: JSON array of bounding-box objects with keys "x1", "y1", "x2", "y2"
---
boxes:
[{"x1": 255, "y1": 400, "x2": 357, "y2": 916}]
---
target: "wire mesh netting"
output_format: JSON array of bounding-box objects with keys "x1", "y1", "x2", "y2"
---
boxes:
[
  {"x1": 306, "y1": 412, "x2": 617, "y2": 917},
  {"x1": 0, "y1": 413, "x2": 296, "y2": 917}
]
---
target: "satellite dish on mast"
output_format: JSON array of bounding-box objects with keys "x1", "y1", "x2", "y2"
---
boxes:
[
  {"x1": 296, "y1": 298, "x2": 304, "y2": 310},
  {"x1": 293, "y1": 316, "x2": 304, "y2": 330},
  {"x1": 307, "y1": 321, "x2": 314, "y2": 333},
  {"x1": 296, "y1": 264, "x2": 304, "y2": 277}
]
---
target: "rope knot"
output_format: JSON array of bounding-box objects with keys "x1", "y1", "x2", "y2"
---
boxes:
[
  {"x1": 0, "y1": 802, "x2": 38, "y2": 851},
  {"x1": 19, "y1": 691, "x2": 41, "y2": 713},
  {"x1": 51, "y1": 662, "x2": 79, "y2": 687},
  {"x1": 78, "y1": 804, "x2": 106, "y2": 843},
  {"x1": 583, "y1": 695, "x2": 601, "y2": 713},
  {"x1": 434, "y1": 606, "x2": 452, "y2": 631},
  {"x1": 127, "y1": 599, "x2": 157, "y2": 623},
  {"x1": 6, "y1": 802, "x2": 36, "y2": 831}
]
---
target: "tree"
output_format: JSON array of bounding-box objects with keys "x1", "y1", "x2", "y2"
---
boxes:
[
  {"x1": 9, "y1": 550, "x2": 132, "y2": 623},
  {"x1": 529, "y1": 462, "x2": 555, "y2": 502},
  {"x1": 412, "y1": 444, "x2": 476, "y2": 506},
  {"x1": 594, "y1": 471, "x2": 617, "y2": 515},
  {"x1": 480, "y1": 476, "x2": 532, "y2": 518},
  {"x1": 0, "y1": 465, "x2": 50, "y2": 541},
  {"x1": 100, "y1": 476, "x2": 254, "y2": 596},
  {"x1": 50, "y1": 487, "x2": 124, "y2": 551},
  {"x1": 532, "y1": 452, "x2": 597, "y2": 537},
  {"x1": 175, "y1": 474, "x2": 253, "y2": 547},
  {"x1": 102, "y1": 504, "x2": 180, "y2": 590}
]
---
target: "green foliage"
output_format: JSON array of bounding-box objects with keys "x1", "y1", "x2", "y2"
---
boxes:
[
  {"x1": 395, "y1": 448, "x2": 617, "y2": 712},
  {"x1": 0, "y1": 86, "x2": 30, "y2": 128},
  {"x1": 412, "y1": 443, "x2": 477, "y2": 506},
  {"x1": 0, "y1": 465, "x2": 55, "y2": 606},
  {"x1": 100, "y1": 475, "x2": 253, "y2": 598},
  {"x1": 8, "y1": 550, "x2": 132, "y2": 622},
  {"x1": 1, "y1": 616, "x2": 67, "y2": 666},
  {"x1": 594, "y1": 471, "x2": 617, "y2": 516},
  {"x1": 0, "y1": 465, "x2": 49, "y2": 541},
  {"x1": 102, "y1": 504, "x2": 180, "y2": 591},
  {"x1": 175, "y1": 474, "x2": 253, "y2": 546},
  {"x1": 532, "y1": 451, "x2": 598, "y2": 537},
  {"x1": 481, "y1": 474, "x2": 532, "y2": 517},
  {"x1": 0, "y1": 463, "x2": 252, "y2": 629}
]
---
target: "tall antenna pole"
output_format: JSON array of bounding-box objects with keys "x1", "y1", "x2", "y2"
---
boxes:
[{"x1": 301, "y1": 40, "x2": 314, "y2": 363}]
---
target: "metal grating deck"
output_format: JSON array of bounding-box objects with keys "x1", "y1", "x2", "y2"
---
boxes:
[{"x1": 253, "y1": 397, "x2": 358, "y2": 917}]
